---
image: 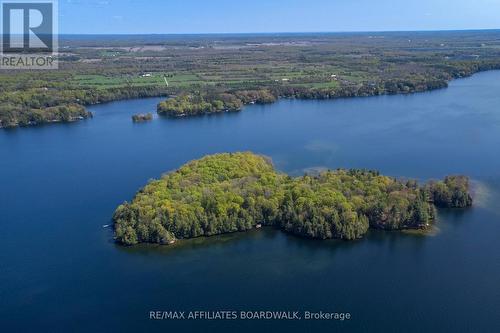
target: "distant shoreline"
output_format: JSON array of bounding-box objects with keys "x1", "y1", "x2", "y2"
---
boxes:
[{"x1": 4, "y1": 68, "x2": 497, "y2": 130}]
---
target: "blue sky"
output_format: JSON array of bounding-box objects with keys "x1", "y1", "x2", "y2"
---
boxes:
[{"x1": 59, "y1": 0, "x2": 500, "y2": 34}]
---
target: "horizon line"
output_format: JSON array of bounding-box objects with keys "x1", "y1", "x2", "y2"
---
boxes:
[{"x1": 57, "y1": 28, "x2": 500, "y2": 36}]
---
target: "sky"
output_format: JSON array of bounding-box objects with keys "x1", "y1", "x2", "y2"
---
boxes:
[{"x1": 59, "y1": 0, "x2": 500, "y2": 34}]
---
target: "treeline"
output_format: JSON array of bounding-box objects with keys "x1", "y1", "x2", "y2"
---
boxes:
[
  {"x1": 113, "y1": 152, "x2": 473, "y2": 245},
  {"x1": 156, "y1": 80, "x2": 449, "y2": 118},
  {"x1": 0, "y1": 104, "x2": 90, "y2": 128},
  {"x1": 157, "y1": 90, "x2": 277, "y2": 117},
  {"x1": 154, "y1": 71, "x2": 482, "y2": 120},
  {"x1": 270, "y1": 77, "x2": 450, "y2": 100},
  {"x1": 426, "y1": 176, "x2": 473, "y2": 208},
  {"x1": 3, "y1": 60, "x2": 500, "y2": 128},
  {"x1": 0, "y1": 85, "x2": 168, "y2": 128}
]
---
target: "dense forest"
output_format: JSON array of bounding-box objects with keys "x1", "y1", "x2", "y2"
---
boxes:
[
  {"x1": 3, "y1": 31, "x2": 500, "y2": 127},
  {"x1": 0, "y1": 103, "x2": 90, "y2": 128},
  {"x1": 113, "y1": 152, "x2": 472, "y2": 245},
  {"x1": 426, "y1": 176, "x2": 473, "y2": 208},
  {"x1": 157, "y1": 90, "x2": 276, "y2": 117}
]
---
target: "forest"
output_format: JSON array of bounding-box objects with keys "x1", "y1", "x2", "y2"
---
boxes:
[
  {"x1": 113, "y1": 152, "x2": 472, "y2": 245},
  {"x1": 157, "y1": 90, "x2": 276, "y2": 117},
  {"x1": 3, "y1": 31, "x2": 500, "y2": 127},
  {"x1": 131, "y1": 113, "x2": 153, "y2": 122}
]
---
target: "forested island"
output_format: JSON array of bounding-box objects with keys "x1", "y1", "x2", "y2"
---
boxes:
[
  {"x1": 131, "y1": 113, "x2": 153, "y2": 122},
  {"x1": 113, "y1": 152, "x2": 472, "y2": 245},
  {"x1": 3, "y1": 31, "x2": 500, "y2": 128}
]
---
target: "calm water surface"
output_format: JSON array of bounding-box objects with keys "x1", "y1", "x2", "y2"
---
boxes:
[{"x1": 1, "y1": 71, "x2": 500, "y2": 332}]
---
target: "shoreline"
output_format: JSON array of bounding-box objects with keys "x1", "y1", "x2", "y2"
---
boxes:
[{"x1": 3, "y1": 68, "x2": 498, "y2": 129}]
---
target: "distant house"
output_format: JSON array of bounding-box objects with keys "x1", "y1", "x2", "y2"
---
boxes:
[{"x1": 141, "y1": 73, "x2": 152, "y2": 77}]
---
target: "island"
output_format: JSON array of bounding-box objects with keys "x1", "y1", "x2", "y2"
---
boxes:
[
  {"x1": 113, "y1": 152, "x2": 472, "y2": 245},
  {"x1": 131, "y1": 113, "x2": 153, "y2": 122}
]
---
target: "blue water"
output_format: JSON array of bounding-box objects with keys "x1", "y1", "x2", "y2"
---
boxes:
[{"x1": 1, "y1": 71, "x2": 500, "y2": 332}]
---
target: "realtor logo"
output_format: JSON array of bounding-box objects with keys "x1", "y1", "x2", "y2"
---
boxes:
[{"x1": 0, "y1": 0, "x2": 58, "y2": 69}]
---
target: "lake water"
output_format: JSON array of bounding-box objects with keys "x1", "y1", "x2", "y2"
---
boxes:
[{"x1": 1, "y1": 71, "x2": 500, "y2": 332}]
